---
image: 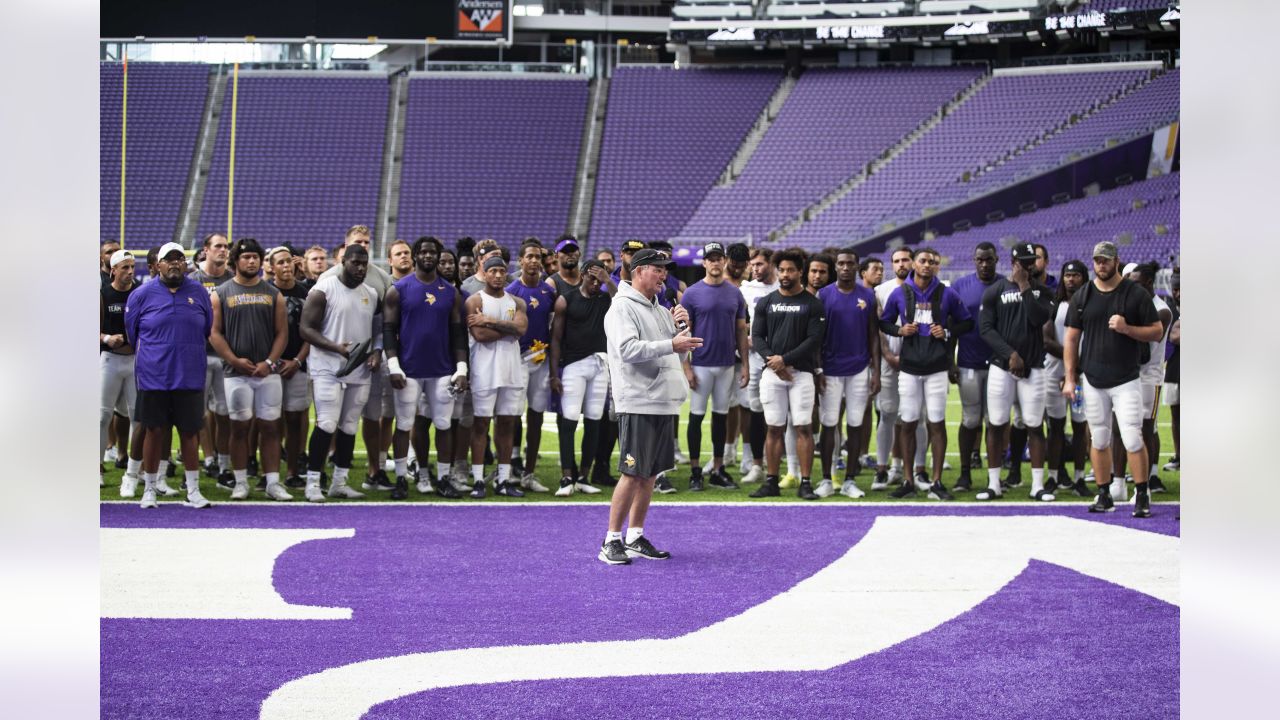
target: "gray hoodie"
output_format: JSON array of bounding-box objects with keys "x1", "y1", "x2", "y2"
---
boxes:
[{"x1": 604, "y1": 280, "x2": 688, "y2": 415}]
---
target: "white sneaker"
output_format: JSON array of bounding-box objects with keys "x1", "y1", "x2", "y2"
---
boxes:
[
  {"x1": 574, "y1": 481, "x2": 602, "y2": 495},
  {"x1": 739, "y1": 457, "x2": 753, "y2": 475},
  {"x1": 265, "y1": 484, "x2": 293, "y2": 501},
  {"x1": 448, "y1": 477, "x2": 471, "y2": 493},
  {"x1": 554, "y1": 478, "x2": 575, "y2": 497},
  {"x1": 120, "y1": 473, "x2": 139, "y2": 498},
  {"x1": 184, "y1": 489, "x2": 211, "y2": 509},
  {"x1": 139, "y1": 489, "x2": 158, "y2": 509},
  {"x1": 416, "y1": 478, "x2": 434, "y2": 494},
  {"x1": 521, "y1": 473, "x2": 550, "y2": 493},
  {"x1": 327, "y1": 483, "x2": 364, "y2": 499},
  {"x1": 841, "y1": 481, "x2": 866, "y2": 499},
  {"x1": 231, "y1": 482, "x2": 250, "y2": 500},
  {"x1": 888, "y1": 468, "x2": 904, "y2": 485},
  {"x1": 104, "y1": 447, "x2": 119, "y2": 463},
  {"x1": 154, "y1": 477, "x2": 180, "y2": 497},
  {"x1": 1162, "y1": 457, "x2": 1179, "y2": 472},
  {"x1": 674, "y1": 450, "x2": 689, "y2": 465},
  {"x1": 304, "y1": 485, "x2": 327, "y2": 503},
  {"x1": 814, "y1": 479, "x2": 835, "y2": 498},
  {"x1": 741, "y1": 466, "x2": 764, "y2": 485}
]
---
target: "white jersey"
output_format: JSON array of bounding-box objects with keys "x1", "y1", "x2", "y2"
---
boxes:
[
  {"x1": 740, "y1": 278, "x2": 779, "y2": 351},
  {"x1": 307, "y1": 274, "x2": 378, "y2": 383},
  {"x1": 875, "y1": 278, "x2": 907, "y2": 356},
  {"x1": 1044, "y1": 301, "x2": 1069, "y2": 380},
  {"x1": 1144, "y1": 295, "x2": 1170, "y2": 376},
  {"x1": 469, "y1": 291, "x2": 523, "y2": 389}
]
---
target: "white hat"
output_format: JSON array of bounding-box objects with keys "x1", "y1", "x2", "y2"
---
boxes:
[
  {"x1": 109, "y1": 249, "x2": 133, "y2": 268},
  {"x1": 1122, "y1": 262, "x2": 1138, "y2": 277},
  {"x1": 157, "y1": 242, "x2": 187, "y2": 262}
]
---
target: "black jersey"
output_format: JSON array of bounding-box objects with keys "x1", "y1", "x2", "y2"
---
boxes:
[
  {"x1": 560, "y1": 288, "x2": 610, "y2": 367},
  {"x1": 978, "y1": 277, "x2": 1053, "y2": 371},
  {"x1": 751, "y1": 290, "x2": 826, "y2": 373},
  {"x1": 101, "y1": 282, "x2": 135, "y2": 352},
  {"x1": 271, "y1": 280, "x2": 309, "y2": 366},
  {"x1": 1065, "y1": 278, "x2": 1159, "y2": 389}
]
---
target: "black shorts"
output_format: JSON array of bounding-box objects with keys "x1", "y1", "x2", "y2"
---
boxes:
[
  {"x1": 617, "y1": 413, "x2": 676, "y2": 479},
  {"x1": 136, "y1": 389, "x2": 206, "y2": 435}
]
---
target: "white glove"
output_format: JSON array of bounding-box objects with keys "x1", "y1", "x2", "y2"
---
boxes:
[
  {"x1": 386, "y1": 356, "x2": 404, "y2": 379},
  {"x1": 451, "y1": 361, "x2": 468, "y2": 383}
]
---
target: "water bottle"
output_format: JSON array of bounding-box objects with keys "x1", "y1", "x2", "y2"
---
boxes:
[{"x1": 1071, "y1": 386, "x2": 1084, "y2": 413}]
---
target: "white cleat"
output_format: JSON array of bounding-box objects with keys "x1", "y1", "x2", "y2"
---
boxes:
[
  {"x1": 574, "y1": 481, "x2": 602, "y2": 495},
  {"x1": 119, "y1": 473, "x2": 139, "y2": 499},
  {"x1": 741, "y1": 466, "x2": 764, "y2": 485},
  {"x1": 674, "y1": 450, "x2": 689, "y2": 465},
  {"x1": 841, "y1": 481, "x2": 866, "y2": 499},
  {"x1": 265, "y1": 484, "x2": 293, "y2": 502},
  {"x1": 814, "y1": 479, "x2": 835, "y2": 498},
  {"x1": 701, "y1": 459, "x2": 715, "y2": 474},
  {"x1": 184, "y1": 489, "x2": 211, "y2": 509},
  {"x1": 416, "y1": 479, "x2": 434, "y2": 495},
  {"x1": 139, "y1": 489, "x2": 158, "y2": 509},
  {"x1": 154, "y1": 477, "x2": 180, "y2": 497},
  {"x1": 327, "y1": 483, "x2": 365, "y2": 499},
  {"x1": 104, "y1": 448, "x2": 119, "y2": 463},
  {"x1": 231, "y1": 482, "x2": 250, "y2": 500},
  {"x1": 521, "y1": 473, "x2": 550, "y2": 493},
  {"x1": 304, "y1": 485, "x2": 327, "y2": 503}
]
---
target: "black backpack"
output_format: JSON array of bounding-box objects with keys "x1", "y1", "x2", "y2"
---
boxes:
[{"x1": 1076, "y1": 278, "x2": 1151, "y2": 365}]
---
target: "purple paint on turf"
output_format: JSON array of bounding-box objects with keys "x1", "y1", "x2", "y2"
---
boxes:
[{"x1": 100, "y1": 506, "x2": 1178, "y2": 719}]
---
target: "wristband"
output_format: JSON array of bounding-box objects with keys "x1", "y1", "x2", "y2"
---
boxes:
[
  {"x1": 386, "y1": 356, "x2": 403, "y2": 377},
  {"x1": 452, "y1": 361, "x2": 468, "y2": 379}
]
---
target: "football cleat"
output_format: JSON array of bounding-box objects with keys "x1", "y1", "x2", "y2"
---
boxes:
[
  {"x1": 184, "y1": 489, "x2": 211, "y2": 509},
  {"x1": 265, "y1": 484, "x2": 293, "y2": 502},
  {"x1": 555, "y1": 476, "x2": 575, "y2": 497},
  {"x1": 927, "y1": 482, "x2": 954, "y2": 501},
  {"x1": 139, "y1": 489, "x2": 158, "y2": 509},
  {"x1": 814, "y1": 479, "x2": 835, "y2": 498}
]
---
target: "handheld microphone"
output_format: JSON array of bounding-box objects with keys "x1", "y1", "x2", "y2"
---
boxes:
[{"x1": 665, "y1": 288, "x2": 689, "y2": 332}]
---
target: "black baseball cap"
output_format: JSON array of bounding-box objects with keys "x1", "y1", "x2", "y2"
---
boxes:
[
  {"x1": 621, "y1": 239, "x2": 646, "y2": 253},
  {"x1": 649, "y1": 239, "x2": 674, "y2": 252},
  {"x1": 703, "y1": 241, "x2": 726, "y2": 258},
  {"x1": 1062, "y1": 260, "x2": 1088, "y2": 276},
  {"x1": 1011, "y1": 242, "x2": 1037, "y2": 261},
  {"x1": 629, "y1": 248, "x2": 674, "y2": 269}
]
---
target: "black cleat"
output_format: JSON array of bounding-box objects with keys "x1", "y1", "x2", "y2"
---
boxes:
[
  {"x1": 749, "y1": 477, "x2": 781, "y2": 498},
  {"x1": 203, "y1": 458, "x2": 218, "y2": 478},
  {"x1": 1088, "y1": 486, "x2": 1116, "y2": 513},
  {"x1": 390, "y1": 476, "x2": 408, "y2": 500},
  {"x1": 688, "y1": 468, "x2": 705, "y2": 492},
  {"x1": 654, "y1": 475, "x2": 678, "y2": 494},
  {"x1": 624, "y1": 535, "x2": 671, "y2": 560},
  {"x1": 1003, "y1": 469, "x2": 1023, "y2": 489},
  {"x1": 1071, "y1": 478, "x2": 1093, "y2": 497},
  {"x1": 1132, "y1": 488, "x2": 1152, "y2": 518},
  {"x1": 927, "y1": 482, "x2": 954, "y2": 501},
  {"x1": 598, "y1": 539, "x2": 632, "y2": 565},
  {"x1": 889, "y1": 482, "x2": 918, "y2": 499},
  {"x1": 246, "y1": 457, "x2": 259, "y2": 478},
  {"x1": 285, "y1": 474, "x2": 306, "y2": 489},
  {"x1": 797, "y1": 480, "x2": 819, "y2": 501},
  {"x1": 591, "y1": 472, "x2": 619, "y2": 487},
  {"x1": 495, "y1": 481, "x2": 525, "y2": 497},
  {"x1": 1147, "y1": 475, "x2": 1167, "y2": 494},
  {"x1": 469, "y1": 481, "x2": 487, "y2": 499},
  {"x1": 870, "y1": 469, "x2": 890, "y2": 491},
  {"x1": 114, "y1": 456, "x2": 128, "y2": 470},
  {"x1": 970, "y1": 450, "x2": 983, "y2": 470},
  {"x1": 362, "y1": 470, "x2": 395, "y2": 492},
  {"x1": 255, "y1": 476, "x2": 267, "y2": 491},
  {"x1": 708, "y1": 467, "x2": 739, "y2": 490},
  {"x1": 954, "y1": 472, "x2": 973, "y2": 492},
  {"x1": 913, "y1": 471, "x2": 931, "y2": 491},
  {"x1": 216, "y1": 470, "x2": 236, "y2": 490},
  {"x1": 435, "y1": 480, "x2": 463, "y2": 499}
]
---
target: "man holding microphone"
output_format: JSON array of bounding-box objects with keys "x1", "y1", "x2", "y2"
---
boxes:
[{"x1": 600, "y1": 249, "x2": 702, "y2": 565}]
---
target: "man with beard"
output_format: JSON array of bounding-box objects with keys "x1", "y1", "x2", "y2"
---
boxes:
[
  {"x1": 1062, "y1": 242, "x2": 1163, "y2": 517},
  {"x1": 549, "y1": 259, "x2": 612, "y2": 496},
  {"x1": 192, "y1": 232, "x2": 234, "y2": 487},
  {"x1": 805, "y1": 253, "x2": 834, "y2": 293},
  {"x1": 748, "y1": 249, "x2": 825, "y2": 500},
  {"x1": 300, "y1": 244, "x2": 382, "y2": 502},
  {"x1": 739, "y1": 248, "x2": 778, "y2": 486},
  {"x1": 383, "y1": 236, "x2": 469, "y2": 500},
  {"x1": 438, "y1": 249, "x2": 460, "y2": 287},
  {"x1": 124, "y1": 242, "x2": 215, "y2": 509},
  {"x1": 816, "y1": 248, "x2": 880, "y2": 498},
  {"x1": 507, "y1": 243, "x2": 557, "y2": 493},
  {"x1": 949, "y1": 242, "x2": 1000, "y2": 491},
  {"x1": 878, "y1": 247, "x2": 972, "y2": 501},
  {"x1": 100, "y1": 238, "x2": 120, "y2": 288},
  {"x1": 611, "y1": 239, "x2": 647, "y2": 285},
  {"x1": 681, "y1": 242, "x2": 748, "y2": 491},
  {"x1": 1004, "y1": 242, "x2": 1058, "y2": 487},
  {"x1": 596, "y1": 249, "x2": 616, "y2": 274},
  {"x1": 1043, "y1": 259, "x2": 1091, "y2": 497},
  {"x1": 465, "y1": 256, "x2": 529, "y2": 498},
  {"x1": 975, "y1": 243, "x2": 1054, "y2": 502},
  {"x1": 721, "y1": 242, "x2": 752, "y2": 475},
  {"x1": 209, "y1": 238, "x2": 290, "y2": 501},
  {"x1": 266, "y1": 247, "x2": 312, "y2": 488}
]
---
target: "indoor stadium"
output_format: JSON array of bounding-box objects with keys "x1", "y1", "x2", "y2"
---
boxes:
[{"x1": 97, "y1": 2, "x2": 1180, "y2": 718}]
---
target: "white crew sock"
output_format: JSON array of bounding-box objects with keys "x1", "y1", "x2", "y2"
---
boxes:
[
  {"x1": 724, "y1": 443, "x2": 735, "y2": 462},
  {"x1": 233, "y1": 469, "x2": 248, "y2": 486},
  {"x1": 625, "y1": 527, "x2": 643, "y2": 544},
  {"x1": 333, "y1": 467, "x2": 349, "y2": 485},
  {"x1": 438, "y1": 462, "x2": 452, "y2": 481},
  {"x1": 126, "y1": 458, "x2": 142, "y2": 477},
  {"x1": 306, "y1": 470, "x2": 320, "y2": 487},
  {"x1": 143, "y1": 472, "x2": 157, "y2": 493},
  {"x1": 1075, "y1": 468, "x2": 1085, "y2": 481},
  {"x1": 218, "y1": 453, "x2": 231, "y2": 472},
  {"x1": 471, "y1": 464, "x2": 484, "y2": 484},
  {"x1": 987, "y1": 468, "x2": 1002, "y2": 492},
  {"x1": 265, "y1": 472, "x2": 280, "y2": 489},
  {"x1": 394, "y1": 457, "x2": 408, "y2": 477},
  {"x1": 156, "y1": 459, "x2": 169, "y2": 477},
  {"x1": 741, "y1": 443, "x2": 753, "y2": 464},
  {"x1": 1031, "y1": 468, "x2": 1045, "y2": 494},
  {"x1": 605, "y1": 531, "x2": 623, "y2": 543},
  {"x1": 185, "y1": 470, "x2": 200, "y2": 494},
  {"x1": 498, "y1": 464, "x2": 511, "y2": 484}
]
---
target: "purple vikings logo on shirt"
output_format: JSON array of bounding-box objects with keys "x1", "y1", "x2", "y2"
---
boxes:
[{"x1": 425, "y1": 292, "x2": 437, "y2": 305}]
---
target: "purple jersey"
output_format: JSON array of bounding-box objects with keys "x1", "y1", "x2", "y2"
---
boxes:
[
  {"x1": 951, "y1": 272, "x2": 996, "y2": 369},
  {"x1": 682, "y1": 279, "x2": 746, "y2": 367},
  {"x1": 817, "y1": 283, "x2": 877, "y2": 376},
  {"x1": 506, "y1": 278, "x2": 556, "y2": 355},
  {"x1": 395, "y1": 273, "x2": 458, "y2": 379}
]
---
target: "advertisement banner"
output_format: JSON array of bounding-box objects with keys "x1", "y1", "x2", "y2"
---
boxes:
[
  {"x1": 1148, "y1": 122, "x2": 1179, "y2": 177},
  {"x1": 456, "y1": 0, "x2": 510, "y2": 42}
]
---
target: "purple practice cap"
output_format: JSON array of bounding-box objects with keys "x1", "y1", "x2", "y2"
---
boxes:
[{"x1": 555, "y1": 237, "x2": 580, "y2": 253}]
